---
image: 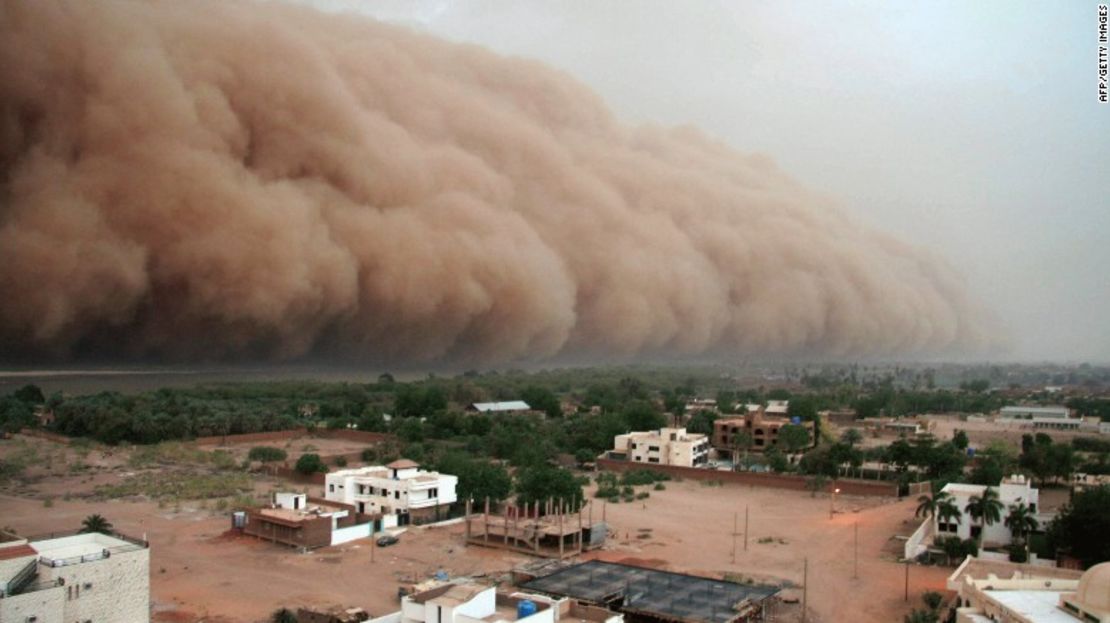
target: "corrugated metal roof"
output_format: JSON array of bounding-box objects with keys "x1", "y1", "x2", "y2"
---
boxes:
[{"x1": 470, "y1": 401, "x2": 531, "y2": 412}]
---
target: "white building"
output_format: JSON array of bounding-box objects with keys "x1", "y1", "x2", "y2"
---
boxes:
[
  {"x1": 0, "y1": 530, "x2": 150, "y2": 623},
  {"x1": 468, "y1": 402, "x2": 531, "y2": 414},
  {"x1": 612, "y1": 428, "x2": 709, "y2": 467},
  {"x1": 765, "y1": 400, "x2": 790, "y2": 416},
  {"x1": 325, "y1": 460, "x2": 458, "y2": 525},
  {"x1": 1000, "y1": 406, "x2": 1070, "y2": 420},
  {"x1": 935, "y1": 475, "x2": 1043, "y2": 545},
  {"x1": 394, "y1": 582, "x2": 622, "y2": 623}
]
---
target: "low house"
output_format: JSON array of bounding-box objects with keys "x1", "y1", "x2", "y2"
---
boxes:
[
  {"x1": 999, "y1": 406, "x2": 1071, "y2": 421},
  {"x1": 611, "y1": 428, "x2": 709, "y2": 467},
  {"x1": 399, "y1": 583, "x2": 557, "y2": 623},
  {"x1": 326, "y1": 461, "x2": 458, "y2": 525},
  {"x1": 0, "y1": 529, "x2": 150, "y2": 623},
  {"x1": 240, "y1": 493, "x2": 382, "y2": 549}
]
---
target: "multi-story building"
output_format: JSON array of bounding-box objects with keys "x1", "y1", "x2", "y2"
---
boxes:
[
  {"x1": 0, "y1": 529, "x2": 150, "y2": 623},
  {"x1": 711, "y1": 406, "x2": 815, "y2": 453},
  {"x1": 611, "y1": 428, "x2": 709, "y2": 467},
  {"x1": 934, "y1": 475, "x2": 1044, "y2": 545},
  {"x1": 325, "y1": 460, "x2": 458, "y2": 525}
]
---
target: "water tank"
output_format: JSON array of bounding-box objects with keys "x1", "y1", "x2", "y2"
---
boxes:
[
  {"x1": 434, "y1": 570, "x2": 449, "y2": 581},
  {"x1": 790, "y1": 416, "x2": 801, "y2": 425},
  {"x1": 517, "y1": 600, "x2": 537, "y2": 619},
  {"x1": 966, "y1": 448, "x2": 976, "y2": 457},
  {"x1": 232, "y1": 511, "x2": 247, "y2": 529}
]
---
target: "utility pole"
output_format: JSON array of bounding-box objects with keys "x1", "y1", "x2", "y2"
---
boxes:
[
  {"x1": 744, "y1": 505, "x2": 749, "y2": 551},
  {"x1": 802, "y1": 557, "x2": 808, "y2": 623},
  {"x1": 731, "y1": 511, "x2": 737, "y2": 564},
  {"x1": 904, "y1": 559, "x2": 910, "y2": 602},
  {"x1": 853, "y1": 522, "x2": 859, "y2": 579}
]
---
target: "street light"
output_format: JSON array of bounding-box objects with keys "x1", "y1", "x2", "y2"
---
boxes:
[{"x1": 829, "y1": 487, "x2": 840, "y2": 519}]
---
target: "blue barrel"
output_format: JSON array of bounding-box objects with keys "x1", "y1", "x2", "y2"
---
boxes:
[
  {"x1": 517, "y1": 600, "x2": 537, "y2": 619},
  {"x1": 791, "y1": 416, "x2": 801, "y2": 425}
]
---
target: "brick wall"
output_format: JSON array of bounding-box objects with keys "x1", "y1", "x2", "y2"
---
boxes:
[{"x1": 596, "y1": 458, "x2": 900, "y2": 497}]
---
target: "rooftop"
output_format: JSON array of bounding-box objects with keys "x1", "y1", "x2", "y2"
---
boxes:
[
  {"x1": 31, "y1": 532, "x2": 145, "y2": 565},
  {"x1": 471, "y1": 401, "x2": 532, "y2": 412},
  {"x1": 387, "y1": 459, "x2": 420, "y2": 469},
  {"x1": 984, "y1": 590, "x2": 1075, "y2": 623},
  {"x1": 521, "y1": 560, "x2": 777, "y2": 623}
]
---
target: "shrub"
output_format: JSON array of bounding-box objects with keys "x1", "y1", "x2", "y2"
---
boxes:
[
  {"x1": 620, "y1": 470, "x2": 671, "y2": 486},
  {"x1": 653, "y1": 482, "x2": 666, "y2": 491},
  {"x1": 595, "y1": 485, "x2": 620, "y2": 499},
  {"x1": 248, "y1": 446, "x2": 287, "y2": 463},
  {"x1": 361, "y1": 447, "x2": 377, "y2": 462},
  {"x1": 334, "y1": 456, "x2": 348, "y2": 467},
  {"x1": 635, "y1": 491, "x2": 649, "y2": 500},
  {"x1": 294, "y1": 453, "x2": 328, "y2": 475}
]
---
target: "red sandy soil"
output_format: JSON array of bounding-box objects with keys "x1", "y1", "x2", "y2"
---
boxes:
[{"x1": 0, "y1": 435, "x2": 953, "y2": 623}]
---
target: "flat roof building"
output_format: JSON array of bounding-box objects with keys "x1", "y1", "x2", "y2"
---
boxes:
[
  {"x1": 468, "y1": 402, "x2": 532, "y2": 414},
  {"x1": 239, "y1": 492, "x2": 384, "y2": 549},
  {"x1": 611, "y1": 428, "x2": 709, "y2": 467},
  {"x1": 520, "y1": 560, "x2": 778, "y2": 623},
  {"x1": 326, "y1": 461, "x2": 458, "y2": 525},
  {"x1": 0, "y1": 529, "x2": 150, "y2": 623},
  {"x1": 1000, "y1": 406, "x2": 1070, "y2": 420},
  {"x1": 946, "y1": 557, "x2": 1108, "y2": 623}
]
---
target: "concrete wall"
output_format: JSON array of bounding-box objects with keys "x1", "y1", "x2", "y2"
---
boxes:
[
  {"x1": 596, "y1": 458, "x2": 900, "y2": 497},
  {"x1": 330, "y1": 522, "x2": 373, "y2": 546},
  {"x1": 38, "y1": 546, "x2": 151, "y2": 623},
  {"x1": 0, "y1": 584, "x2": 66, "y2": 622}
]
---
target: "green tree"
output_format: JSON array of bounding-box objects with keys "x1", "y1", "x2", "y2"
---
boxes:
[
  {"x1": 915, "y1": 490, "x2": 953, "y2": 520},
  {"x1": 730, "y1": 430, "x2": 753, "y2": 465},
  {"x1": 514, "y1": 465, "x2": 583, "y2": 511},
  {"x1": 437, "y1": 454, "x2": 512, "y2": 505},
  {"x1": 1004, "y1": 502, "x2": 1039, "y2": 549},
  {"x1": 1046, "y1": 485, "x2": 1110, "y2": 568},
  {"x1": 840, "y1": 428, "x2": 863, "y2": 448},
  {"x1": 778, "y1": 424, "x2": 810, "y2": 454},
  {"x1": 964, "y1": 486, "x2": 1003, "y2": 542},
  {"x1": 12, "y1": 384, "x2": 45, "y2": 404},
  {"x1": 937, "y1": 499, "x2": 961, "y2": 534},
  {"x1": 520, "y1": 386, "x2": 561, "y2": 419},
  {"x1": 952, "y1": 430, "x2": 969, "y2": 451},
  {"x1": 294, "y1": 453, "x2": 327, "y2": 475},
  {"x1": 621, "y1": 400, "x2": 665, "y2": 432},
  {"x1": 80, "y1": 514, "x2": 113, "y2": 534}
]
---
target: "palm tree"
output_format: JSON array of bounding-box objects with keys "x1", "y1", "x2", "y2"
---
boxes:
[
  {"x1": 1004, "y1": 502, "x2": 1039, "y2": 547},
  {"x1": 79, "y1": 514, "x2": 112, "y2": 534},
  {"x1": 915, "y1": 490, "x2": 952, "y2": 520},
  {"x1": 936, "y1": 499, "x2": 962, "y2": 536},
  {"x1": 731, "y1": 430, "x2": 753, "y2": 466},
  {"x1": 965, "y1": 487, "x2": 1004, "y2": 543}
]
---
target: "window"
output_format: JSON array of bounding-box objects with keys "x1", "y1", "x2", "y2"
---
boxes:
[
  {"x1": 83, "y1": 582, "x2": 92, "y2": 590},
  {"x1": 429, "y1": 487, "x2": 438, "y2": 498},
  {"x1": 648, "y1": 457, "x2": 659, "y2": 463},
  {"x1": 395, "y1": 491, "x2": 400, "y2": 499},
  {"x1": 328, "y1": 484, "x2": 335, "y2": 493},
  {"x1": 648, "y1": 445, "x2": 660, "y2": 452}
]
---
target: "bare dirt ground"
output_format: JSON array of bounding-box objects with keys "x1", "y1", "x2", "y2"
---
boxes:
[
  {"x1": 0, "y1": 435, "x2": 952, "y2": 623},
  {"x1": 204, "y1": 435, "x2": 379, "y2": 462}
]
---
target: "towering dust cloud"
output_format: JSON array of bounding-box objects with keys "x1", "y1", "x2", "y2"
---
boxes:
[{"x1": 0, "y1": 0, "x2": 998, "y2": 364}]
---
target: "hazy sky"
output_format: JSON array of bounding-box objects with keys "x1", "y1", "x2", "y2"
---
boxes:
[{"x1": 297, "y1": 0, "x2": 1110, "y2": 363}]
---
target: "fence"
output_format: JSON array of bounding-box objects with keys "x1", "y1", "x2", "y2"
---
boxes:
[
  {"x1": 194, "y1": 428, "x2": 394, "y2": 446},
  {"x1": 596, "y1": 458, "x2": 902, "y2": 497}
]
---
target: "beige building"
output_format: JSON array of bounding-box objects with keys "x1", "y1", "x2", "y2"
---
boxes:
[
  {"x1": 0, "y1": 530, "x2": 150, "y2": 623},
  {"x1": 947, "y1": 556, "x2": 1108, "y2": 622},
  {"x1": 611, "y1": 428, "x2": 709, "y2": 467}
]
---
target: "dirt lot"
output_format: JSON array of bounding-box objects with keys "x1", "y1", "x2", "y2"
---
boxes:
[{"x1": 0, "y1": 435, "x2": 951, "y2": 623}]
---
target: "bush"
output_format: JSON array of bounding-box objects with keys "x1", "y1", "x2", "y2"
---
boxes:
[
  {"x1": 294, "y1": 453, "x2": 328, "y2": 475},
  {"x1": 620, "y1": 470, "x2": 670, "y2": 486},
  {"x1": 361, "y1": 447, "x2": 377, "y2": 462},
  {"x1": 247, "y1": 446, "x2": 287, "y2": 463},
  {"x1": 653, "y1": 482, "x2": 666, "y2": 491},
  {"x1": 334, "y1": 456, "x2": 348, "y2": 467},
  {"x1": 635, "y1": 491, "x2": 649, "y2": 500},
  {"x1": 595, "y1": 485, "x2": 620, "y2": 499}
]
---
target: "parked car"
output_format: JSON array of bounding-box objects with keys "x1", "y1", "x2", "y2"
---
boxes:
[{"x1": 377, "y1": 534, "x2": 399, "y2": 547}]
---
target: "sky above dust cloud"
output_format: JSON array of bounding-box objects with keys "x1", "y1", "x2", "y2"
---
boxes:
[{"x1": 2, "y1": 0, "x2": 1101, "y2": 365}]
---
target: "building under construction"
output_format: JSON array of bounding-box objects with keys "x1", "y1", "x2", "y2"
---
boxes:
[
  {"x1": 464, "y1": 498, "x2": 607, "y2": 559},
  {"x1": 519, "y1": 560, "x2": 779, "y2": 623}
]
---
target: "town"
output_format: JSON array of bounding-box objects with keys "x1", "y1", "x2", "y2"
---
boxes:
[{"x1": 1, "y1": 362, "x2": 1108, "y2": 623}]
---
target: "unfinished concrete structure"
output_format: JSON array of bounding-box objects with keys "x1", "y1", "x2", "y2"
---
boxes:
[
  {"x1": 464, "y1": 499, "x2": 606, "y2": 559},
  {"x1": 520, "y1": 560, "x2": 779, "y2": 623}
]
